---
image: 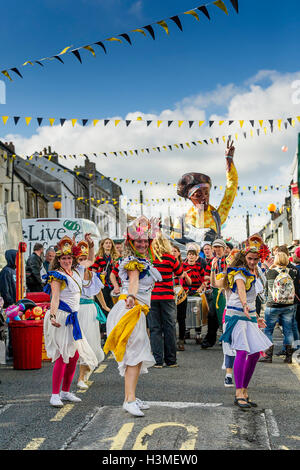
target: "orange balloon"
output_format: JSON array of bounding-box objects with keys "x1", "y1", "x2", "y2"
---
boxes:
[
  {"x1": 281, "y1": 146, "x2": 288, "y2": 152},
  {"x1": 53, "y1": 201, "x2": 62, "y2": 210}
]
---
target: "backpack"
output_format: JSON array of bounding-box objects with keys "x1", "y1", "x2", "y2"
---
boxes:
[{"x1": 271, "y1": 268, "x2": 295, "y2": 304}]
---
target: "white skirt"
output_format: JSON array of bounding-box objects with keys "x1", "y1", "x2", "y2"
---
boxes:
[
  {"x1": 223, "y1": 319, "x2": 272, "y2": 356},
  {"x1": 106, "y1": 299, "x2": 155, "y2": 377},
  {"x1": 43, "y1": 309, "x2": 98, "y2": 371},
  {"x1": 78, "y1": 302, "x2": 105, "y2": 366}
]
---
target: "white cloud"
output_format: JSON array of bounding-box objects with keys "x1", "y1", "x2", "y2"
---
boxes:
[{"x1": 2, "y1": 69, "x2": 300, "y2": 241}]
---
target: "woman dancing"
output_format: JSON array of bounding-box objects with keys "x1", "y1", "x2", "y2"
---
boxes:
[
  {"x1": 218, "y1": 247, "x2": 272, "y2": 410},
  {"x1": 103, "y1": 216, "x2": 162, "y2": 417},
  {"x1": 43, "y1": 235, "x2": 98, "y2": 407}
]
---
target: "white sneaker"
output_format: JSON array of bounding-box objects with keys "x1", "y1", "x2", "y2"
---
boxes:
[
  {"x1": 136, "y1": 397, "x2": 150, "y2": 410},
  {"x1": 50, "y1": 394, "x2": 64, "y2": 407},
  {"x1": 77, "y1": 380, "x2": 88, "y2": 390},
  {"x1": 123, "y1": 401, "x2": 144, "y2": 417},
  {"x1": 60, "y1": 391, "x2": 82, "y2": 403}
]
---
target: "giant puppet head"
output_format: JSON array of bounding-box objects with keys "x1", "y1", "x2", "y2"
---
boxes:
[{"x1": 177, "y1": 172, "x2": 212, "y2": 212}]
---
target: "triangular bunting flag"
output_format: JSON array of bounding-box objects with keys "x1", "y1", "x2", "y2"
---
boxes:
[
  {"x1": 184, "y1": 10, "x2": 199, "y2": 21},
  {"x1": 2, "y1": 116, "x2": 9, "y2": 125},
  {"x1": 13, "y1": 116, "x2": 20, "y2": 125},
  {"x1": 213, "y1": 1, "x2": 228, "y2": 15},
  {"x1": 71, "y1": 50, "x2": 82, "y2": 63},
  {"x1": 170, "y1": 16, "x2": 183, "y2": 31},
  {"x1": 49, "y1": 118, "x2": 55, "y2": 126},
  {"x1": 197, "y1": 6, "x2": 211, "y2": 19},
  {"x1": 37, "y1": 117, "x2": 43, "y2": 126},
  {"x1": 157, "y1": 20, "x2": 169, "y2": 35},
  {"x1": 60, "y1": 119, "x2": 66, "y2": 126},
  {"x1": 119, "y1": 33, "x2": 132, "y2": 45},
  {"x1": 25, "y1": 117, "x2": 32, "y2": 126},
  {"x1": 143, "y1": 25, "x2": 155, "y2": 40}
]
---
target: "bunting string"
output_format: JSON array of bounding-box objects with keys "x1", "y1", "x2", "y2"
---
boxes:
[
  {"x1": 1, "y1": 114, "x2": 299, "y2": 130},
  {"x1": 4, "y1": 117, "x2": 298, "y2": 161},
  {"x1": 1, "y1": 1, "x2": 239, "y2": 82}
]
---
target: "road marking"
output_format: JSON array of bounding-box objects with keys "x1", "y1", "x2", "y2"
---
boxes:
[
  {"x1": 50, "y1": 404, "x2": 74, "y2": 421},
  {"x1": 95, "y1": 364, "x2": 108, "y2": 374},
  {"x1": 288, "y1": 363, "x2": 300, "y2": 381},
  {"x1": 101, "y1": 422, "x2": 135, "y2": 450},
  {"x1": 264, "y1": 409, "x2": 280, "y2": 437},
  {"x1": 146, "y1": 401, "x2": 223, "y2": 408},
  {"x1": 77, "y1": 381, "x2": 94, "y2": 393},
  {"x1": 0, "y1": 404, "x2": 12, "y2": 415},
  {"x1": 132, "y1": 422, "x2": 198, "y2": 450},
  {"x1": 287, "y1": 435, "x2": 300, "y2": 441},
  {"x1": 23, "y1": 438, "x2": 46, "y2": 450}
]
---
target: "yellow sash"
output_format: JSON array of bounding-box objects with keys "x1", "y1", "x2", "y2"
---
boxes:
[{"x1": 103, "y1": 295, "x2": 149, "y2": 362}]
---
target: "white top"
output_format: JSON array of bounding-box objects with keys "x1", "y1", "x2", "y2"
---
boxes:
[
  {"x1": 81, "y1": 272, "x2": 104, "y2": 300},
  {"x1": 226, "y1": 272, "x2": 263, "y2": 318},
  {"x1": 118, "y1": 256, "x2": 162, "y2": 306}
]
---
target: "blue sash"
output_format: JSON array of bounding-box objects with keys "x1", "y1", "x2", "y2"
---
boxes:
[
  {"x1": 220, "y1": 310, "x2": 257, "y2": 344},
  {"x1": 59, "y1": 300, "x2": 82, "y2": 341}
]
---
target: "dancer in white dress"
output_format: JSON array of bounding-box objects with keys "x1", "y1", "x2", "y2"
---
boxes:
[
  {"x1": 218, "y1": 247, "x2": 272, "y2": 410},
  {"x1": 43, "y1": 235, "x2": 98, "y2": 407},
  {"x1": 76, "y1": 240, "x2": 110, "y2": 389},
  {"x1": 104, "y1": 216, "x2": 161, "y2": 417}
]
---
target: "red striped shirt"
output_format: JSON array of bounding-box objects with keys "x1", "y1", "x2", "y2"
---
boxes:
[
  {"x1": 182, "y1": 261, "x2": 205, "y2": 294},
  {"x1": 151, "y1": 254, "x2": 183, "y2": 301}
]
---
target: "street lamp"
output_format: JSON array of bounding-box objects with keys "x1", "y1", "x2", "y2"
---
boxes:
[
  {"x1": 268, "y1": 203, "x2": 277, "y2": 248},
  {"x1": 53, "y1": 201, "x2": 62, "y2": 217}
]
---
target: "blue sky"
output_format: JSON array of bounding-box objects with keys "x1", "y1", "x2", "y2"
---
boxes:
[
  {"x1": 0, "y1": 0, "x2": 299, "y2": 125},
  {"x1": 1, "y1": 0, "x2": 300, "y2": 240}
]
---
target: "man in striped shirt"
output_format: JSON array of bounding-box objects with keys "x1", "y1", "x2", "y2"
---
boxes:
[
  {"x1": 201, "y1": 238, "x2": 227, "y2": 349},
  {"x1": 148, "y1": 252, "x2": 183, "y2": 368}
]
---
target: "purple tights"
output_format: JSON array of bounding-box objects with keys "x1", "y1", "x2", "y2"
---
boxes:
[{"x1": 233, "y1": 350, "x2": 260, "y2": 389}]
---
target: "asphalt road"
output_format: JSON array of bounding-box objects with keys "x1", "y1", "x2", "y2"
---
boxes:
[{"x1": 0, "y1": 327, "x2": 300, "y2": 452}]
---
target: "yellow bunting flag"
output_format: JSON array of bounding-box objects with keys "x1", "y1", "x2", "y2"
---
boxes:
[
  {"x1": 157, "y1": 20, "x2": 169, "y2": 35},
  {"x1": 278, "y1": 119, "x2": 282, "y2": 130},
  {"x1": 157, "y1": 120, "x2": 163, "y2": 128},
  {"x1": 93, "y1": 119, "x2": 99, "y2": 126},
  {"x1": 115, "y1": 120, "x2": 121, "y2": 126},
  {"x1": 132, "y1": 29, "x2": 146, "y2": 36},
  {"x1": 71, "y1": 119, "x2": 77, "y2": 127},
  {"x1": 1, "y1": 70, "x2": 12, "y2": 81},
  {"x1": 178, "y1": 120, "x2": 184, "y2": 127},
  {"x1": 49, "y1": 118, "x2": 55, "y2": 126},
  {"x1": 184, "y1": 10, "x2": 199, "y2": 21},
  {"x1": 83, "y1": 45, "x2": 96, "y2": 56},
  {"x1": 219, "y1": 120, "x2": 225, "y2": 126},
  {"x1": 259, "y1": 120, "x2": 264, "y2": 127},
  {"x1": 106, "y1": 37, "x2": 122, "y2": 43},
  {"x1": 59, "y1": 46, "x2": 72, "y2": 55},
  {"x1": 2, "y1": 116, "x2": 9, "y2": 125},
  {"x1": 199, "y1": 120, "x2": 205, "y2": 127},
  {"x1": 239, "y1": 120, "x2": 244, "y2": 128},
  {"x1": 213, "y1": 0, "x2": 228, "y2": 14},
  {"x1": 25, "y1": 117, "x2": 32, "y2": 126}
]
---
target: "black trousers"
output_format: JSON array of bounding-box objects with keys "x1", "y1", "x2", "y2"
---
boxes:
[
  {"x1": 148, "y1": 300, "x2": 177, "y2": 366},
  {"x1": 203, "y1": 291, "x2": 219, "y2": 345},
  {"x1": 176, "y1": 298, "x2": 187, "y2": 341}
]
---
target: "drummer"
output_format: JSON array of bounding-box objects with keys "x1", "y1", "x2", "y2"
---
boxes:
[{"x1": 176, "y1": 243, "x2": 206, "y2": 350}]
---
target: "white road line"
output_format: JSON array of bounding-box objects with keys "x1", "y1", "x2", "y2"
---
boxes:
[
  {"x1": 264, "y1": 409, "x2": 280, "y2": 437},
  {"x1": 146, "y1": 401, "x2": 223, "y2": 408},
  {"x1": 94, "y1": 364, "x2": 108, "y2": 374},
  {"x1": 0, "y1": 404, "x2": 12, "y2": 415}
]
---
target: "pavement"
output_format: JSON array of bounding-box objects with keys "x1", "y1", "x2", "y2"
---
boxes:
[{"x1": 0, "y1": 326, "x2": 300, "y2": 452}]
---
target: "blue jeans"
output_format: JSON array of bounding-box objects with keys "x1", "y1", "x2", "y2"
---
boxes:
[
  {"x1": 264, "y1": 306, "x2": 295, "y2": 346},
  {"x1": 148, "y1": 300, "x2": 177, "y2": 366}
]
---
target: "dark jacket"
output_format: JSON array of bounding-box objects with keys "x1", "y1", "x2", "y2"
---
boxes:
[
  {"x1": 26, "y1": 252, "x2": 43, "y2": 292},
  {"x1": 0, "y1": 250, "x2": 17, "y2": 308}
]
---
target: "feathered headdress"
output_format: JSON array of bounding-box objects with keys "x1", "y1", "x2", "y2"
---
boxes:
[
  {"x1": 243, "y1": 233, "x2": 271, "y2": 262},
  {"x1": 55, "y1": 236, "x2": 74, "y2": 257}
]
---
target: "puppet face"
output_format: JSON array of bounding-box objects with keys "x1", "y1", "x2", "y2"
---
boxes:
[{"x1": 189, "y1": 184, "x2": 210, "y2": 211}]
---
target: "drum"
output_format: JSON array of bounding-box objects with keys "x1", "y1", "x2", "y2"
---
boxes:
[
  {"x1": 185, "y1": 296, "x2": 202, "y2": 329},
  {"x1": 174, "y1": 285, "x2": 187, "y2": 305}
]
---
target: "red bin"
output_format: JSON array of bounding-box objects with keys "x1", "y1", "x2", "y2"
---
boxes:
[{"x1": 11, "y1": 320, "x2": 44, "y2": 370}]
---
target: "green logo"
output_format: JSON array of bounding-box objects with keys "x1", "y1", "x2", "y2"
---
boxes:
[{"x1": 63, "y1": 220, "x2": 80, "y2": 232}]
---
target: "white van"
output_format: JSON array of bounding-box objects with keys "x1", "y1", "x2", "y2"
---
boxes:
[{"x1": 22, "y1": 218, "x2": 102, "y2": 258}]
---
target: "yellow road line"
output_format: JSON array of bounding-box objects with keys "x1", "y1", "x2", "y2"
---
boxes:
[
  {"x1": 50, "y1": 404, "x2": 74, "y2": 422},
  {"x1": 95, "y1": 364, "x2": 108, "y2": 374},
  {"x1": 77, "y1": 381, "x2": 94, "y2": 393},
  {"x1": 23, "y1": 438, "x2": 46, "y2": 450}
]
